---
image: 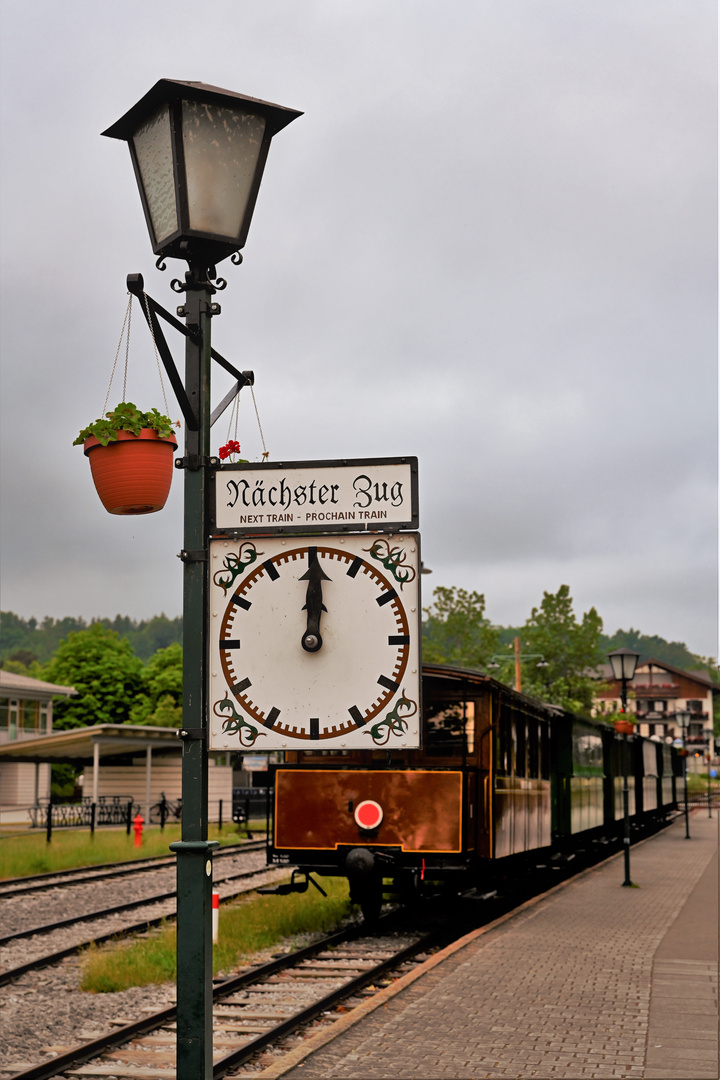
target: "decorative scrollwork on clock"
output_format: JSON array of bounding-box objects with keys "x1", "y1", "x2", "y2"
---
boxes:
[
  {"x1": 212, "y1": 542, "x2": 263, "y2": 594},
  {"x1": 363, "y1": 538, "x2": 417, "y2": 588},
  {"x1": 365, "y1": 692, "x2": 418, "y2": 745}
]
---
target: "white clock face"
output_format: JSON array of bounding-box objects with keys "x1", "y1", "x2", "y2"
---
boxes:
[{"x1": 208, "y1": 533, "x2": 421, "y2": 751}]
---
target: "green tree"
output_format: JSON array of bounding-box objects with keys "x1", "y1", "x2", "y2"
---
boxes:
[
  {"x1": 519, "y1": 585, "x2": 603, "y2": 713},
  {"x1": 130, "y1": 643, "x2": 183, "y2": 727},
  {"x1": 43, "y1": 624, "x2": 144, "y2": 729},
  {"x1": 422, "y1": 586, "x2": 500, "y2": 669}
]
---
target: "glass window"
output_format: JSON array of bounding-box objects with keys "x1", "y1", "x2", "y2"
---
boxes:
[
  {"x1": 22, "y1": 700, "x2": 39, "y2": 733},
  {"x1": 425, "y1": 700, "x2": 474, "y2": 757},
  {"x1": 497, "y1": 714, "x2": 514, "y2": 775},
  {"x1": 572, "y1": 729, "x2": 604, "y2": 776},
  {"x1": 528, "y1": 720, "x2": 539, "y2": 777},
  {"x1": 540, "y1": 722, "x2": 550, "y2": 779},
  {"x1": 515, "y1": 717, "x2": 527, "y2": 777},
  {"x1": 0, "y1": 700, "x2": 7, "y2": 731}
]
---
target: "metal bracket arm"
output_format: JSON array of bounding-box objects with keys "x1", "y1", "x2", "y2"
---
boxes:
[
  {"x1": 126, "y1": 273, "x2": 255, "y2": 433},
  {"x1": 177, "y1": 728, "x2": 207, "y2": 742}
]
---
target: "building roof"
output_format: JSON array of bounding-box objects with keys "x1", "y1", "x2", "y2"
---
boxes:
[
  {"x1": 0, "y1": 669, "x2": 77, "y2": 698},
  {"x1": 0, "y1": 723, "x2": 182, "y2": 763},
  {"x1": 593, "y1": 658, "x2": 718, "y2": 693},
  {"x1": 639, "y1": 658, "x2": 718, "y2": 690}
]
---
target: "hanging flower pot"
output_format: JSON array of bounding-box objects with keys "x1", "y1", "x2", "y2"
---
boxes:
[
  {"x1": 613, "y1": 718, "x2": 635, "y2": 736},
  {"x1": 83, "y1": 428, "x2": 178, "y2": 515},
  {"x1": 75, "y1": 403, "x2": 179, "y2": 515}
]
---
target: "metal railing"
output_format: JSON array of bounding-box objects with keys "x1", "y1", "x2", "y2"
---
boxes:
[{"x1": 28, "y1": 796, "x2": 137, "y2": 832}]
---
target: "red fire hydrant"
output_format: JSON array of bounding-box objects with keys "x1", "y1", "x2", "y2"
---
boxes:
[{"x1": 133, "y1": 813, "x2": 144, "y2": 848}]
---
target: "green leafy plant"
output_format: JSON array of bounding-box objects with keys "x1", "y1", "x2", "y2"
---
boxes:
[{"x1": 73, "y1": 402, "x2": 178, "y2": 447}]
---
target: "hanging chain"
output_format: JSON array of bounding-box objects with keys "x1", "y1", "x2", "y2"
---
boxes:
[
  {"x1": 222, "y1": 380, "x2": 267, "y2": 460},
  {"x1": 101, "y1": 293, "x2": 172, "y2": 420},
  {"x1": 226, "y1": 390, "x2": 240, "y2": 446},
  {"x1": 250, "y1": 384, "x2": 268, "y2": 460},
  {"x1": 102, "y1": 294, "x2": 133, "y2": 416},
  {"x1": 142, "y1": 291, "x2": 171, "y2": 418},
  {"x1": 122, "y1": 296, "x2": 131, "y2": 402}
]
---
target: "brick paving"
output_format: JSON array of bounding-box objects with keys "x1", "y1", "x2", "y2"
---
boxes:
[{"x1": 261, "y1": 813, "x2": 718, "y2": 1079}]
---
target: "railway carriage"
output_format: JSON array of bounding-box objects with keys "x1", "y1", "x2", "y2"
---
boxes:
[{"x1": 266, "y1": 663, "x2": 678, "y2": 917}]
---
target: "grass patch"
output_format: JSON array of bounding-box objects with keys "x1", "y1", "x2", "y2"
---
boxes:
[
  {"x1": 81, "y1": 877, "x2": 351, "y2": 993},
  {"x1": 685, "y1": 772, "x2": 719, "y2": 797},
  {"x1": 0, "y1": 823, "x2": 260, "y2": 880}
]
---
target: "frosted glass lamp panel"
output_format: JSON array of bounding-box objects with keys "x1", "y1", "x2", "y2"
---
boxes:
[
  {"x1": 182, "y1": 101, "x2": 266, "y2": 238},
  {"x1": 132, "y1": 104, "x2": 178, "y2": 245}
]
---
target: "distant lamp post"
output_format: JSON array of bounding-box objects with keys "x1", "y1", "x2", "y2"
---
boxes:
[
  {"x1": 674, "y1": 708, "x2": 691, "y2": 839},
  {"x1": 607, "y1": 647, "x2": 640, "y2": 887},
  {"x1": 103, "y1": 79, "x2": 300, "y2": 1080}
]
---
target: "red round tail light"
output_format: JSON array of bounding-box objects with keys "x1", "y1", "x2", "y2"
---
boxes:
[{"x1": 354, "y1": 799, "x2": 383, "y2": 830}]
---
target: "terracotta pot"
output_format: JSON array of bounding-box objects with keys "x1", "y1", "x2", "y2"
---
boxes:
[
  {"x1": 613, "y1": 719, "x2": 635, "y2": 736},
  {"x1": 84, "y1": 428, "x2": 178, "y2": 515}
]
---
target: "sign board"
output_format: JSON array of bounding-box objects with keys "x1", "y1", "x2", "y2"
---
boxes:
[
  {"x1": 208, "y1": 532, "x2": 421, "y2": 751},
  {"x1": 213, "y1": 456, "x2": 418, "y2": 535}
]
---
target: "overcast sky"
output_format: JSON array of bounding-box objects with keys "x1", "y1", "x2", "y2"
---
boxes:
[{"x1": 1, "y1": 1, "x2": 717, "y2": 659}]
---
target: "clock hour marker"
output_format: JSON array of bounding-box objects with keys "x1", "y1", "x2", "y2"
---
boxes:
[
  {"x1": 346, "y1": 556, "x2": 363, "y2": 578},
  {"x1": 378, "y1": 674, "x2": 400, "y2": 692},
  {"x1": 231, "y1": 594, "x2": 251, "y2": 610},
  {"x1": 388, "y1": 634, "x2": 410, "y2": 645},
  {"x1": 231, "y1": 677, "x2": 251, "y2": 695},
  {"x1": 220, "y1": 639, "x2": 241, "y2": 650},
  {"x1": 348, "y1": 705, "x2": 367, "y2": 727},
  {"x1": 264, "y1": 706, "x2": 280, "y2": 728},
  {"x1": 310, "y1": 717, "x2": 320, "y2": 740},
  {"x1": 376, "y1": 588, "x2": 397, "y2": 607},
  {"x1": 263, "y1": 561, "x2": 280, "y2": 581}
]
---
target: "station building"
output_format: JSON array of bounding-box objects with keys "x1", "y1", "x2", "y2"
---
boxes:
[
  {"x1": 0, "y1": 670, "x2": 77, "y2": 810},
  {"x1": 593, "y1": 657, "x2": 718, "y2": 762},
  {"x1": 0, "y1": 670, "x2": 232, "y2": 824}
]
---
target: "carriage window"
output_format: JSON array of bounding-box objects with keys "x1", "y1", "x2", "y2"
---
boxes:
[
  {"x1": 497, "y1": 715, "x2": 514, "y2": 775},
  {"x1": 572, "y1": 730, "x2": 603, "y2": 776},
  {"x1": 515, "y1": 718, "x2": 527, "y2": 777},
  {"x1": 528, "y1": 720, "x2": 539, "y2": 777},
  {"x1": 540, "y1": 722, "x2": 550, "y2": 779},
  {"x1": 424, "y1": 700, "x2": 474, "y2": 756}
]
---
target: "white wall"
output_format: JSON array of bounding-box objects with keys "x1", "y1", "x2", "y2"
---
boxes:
[{"x1": 0, "y1": 761, "x2": 51, "y2": 808}]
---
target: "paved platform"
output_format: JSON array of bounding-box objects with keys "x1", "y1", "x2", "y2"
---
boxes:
[{"x1": 260, "y1": 812, "x2": 718, "y2": 1080}]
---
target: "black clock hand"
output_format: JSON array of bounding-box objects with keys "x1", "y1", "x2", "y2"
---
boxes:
[{"x1": 300, "y1": 548, "x2": 331, "y2": 652}]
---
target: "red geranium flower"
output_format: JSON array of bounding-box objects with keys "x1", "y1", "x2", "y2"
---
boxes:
[{"x1": 219, "y1": 440, "x2": 242, "y2": 460}]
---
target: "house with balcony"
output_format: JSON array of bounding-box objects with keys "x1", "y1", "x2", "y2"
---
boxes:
[
  {"x1": 0, "y1": 669, "x2": 77, "y2": 810},
  {"x1": 592, "y1": 658, "x2": 718, "y2": 757}
]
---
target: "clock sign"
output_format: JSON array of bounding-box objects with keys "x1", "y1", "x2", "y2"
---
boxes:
[{"x1": 208, "y1": 533, "x2": 421, "y2": 751}]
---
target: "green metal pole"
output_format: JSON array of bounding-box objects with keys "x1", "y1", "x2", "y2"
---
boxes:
[{"x1": 169, "y1": 269, "x2": 218, "y2": 1079}]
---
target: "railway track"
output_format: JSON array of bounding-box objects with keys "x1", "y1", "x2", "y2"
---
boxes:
[
  {"x1": 0, "y1": 864, "x2": 289, "y2": 987},
  {"x1": 0, "y1": 841, "x2": 266, "y2": 900},
  {"x1": 8, "y1": 918, "x2": 442, "y2": 1080}
]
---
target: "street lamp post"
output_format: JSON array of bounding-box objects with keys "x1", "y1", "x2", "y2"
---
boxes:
[
  {"x1": 488, "y1": 636, "x2": 548, "y2": 693},
  {"x1": 103, "y1": 80, "x2": 300, "y2": 1079},
  {"x1": 674, "y1": 708, "x2": 691, "y2": 839},
  {"x1": 607, "y1": 647, "x2": 640, "y2": 887}
]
